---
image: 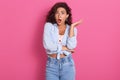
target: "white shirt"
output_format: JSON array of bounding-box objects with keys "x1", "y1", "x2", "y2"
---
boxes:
[
  {"x1": 43, "y1": 22, "x2": 77, "y2": 59},
  {"x1": 58, "y1": 34, "x2": 64, "y2": 44}
]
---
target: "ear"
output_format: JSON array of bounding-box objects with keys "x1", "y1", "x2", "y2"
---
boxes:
[{"x1": 66, "y1": 14, "x2": 69, "y2": 18}]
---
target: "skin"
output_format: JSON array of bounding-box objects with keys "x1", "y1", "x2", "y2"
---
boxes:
[{"x1": 55, "y1": 7, "x2": 83, "y2": 53}]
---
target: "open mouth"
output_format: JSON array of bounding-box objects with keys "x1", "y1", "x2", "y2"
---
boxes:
[{"x1": 57, "y1": 19, "x2": 62, "y2": 23}]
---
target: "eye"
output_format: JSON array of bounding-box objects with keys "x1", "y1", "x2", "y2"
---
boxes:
[
  {"x1": 62, "y1": 12, "x2": 64, "y2": 14},
  {"x1": 61, "y1": 11, "x2": 65, "y2": 14}
]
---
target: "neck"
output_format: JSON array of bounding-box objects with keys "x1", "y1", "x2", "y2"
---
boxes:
[{"x1": 58, "y1": 23, "x2": 66, "y2": 28}]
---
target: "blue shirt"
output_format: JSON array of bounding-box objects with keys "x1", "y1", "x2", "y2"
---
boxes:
[{"x1": 43, "y1": 22, "x2": 77, "y2": 59}]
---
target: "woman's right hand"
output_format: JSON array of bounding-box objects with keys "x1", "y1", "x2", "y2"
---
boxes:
[
  {"x1": 62, "y1": 46, "x2": 75, "y2": 53},
  {"x1": 67, "y1": 49, "x2": 75, "y2": 53}
]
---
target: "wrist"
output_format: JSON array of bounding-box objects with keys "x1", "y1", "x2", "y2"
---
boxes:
[
  {"x1": 70, "y1": 26, "x2": 74, "y2": 28},
  {"x1": 62, "y1": 46, "x2": 69, "y2": 50}
]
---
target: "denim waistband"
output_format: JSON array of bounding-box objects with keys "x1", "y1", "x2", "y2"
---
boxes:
[{"x1": 47, "y1": 54, "x2": 72, "y2": 64}]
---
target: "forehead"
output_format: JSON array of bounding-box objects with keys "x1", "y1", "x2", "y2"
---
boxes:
[{"x1": 56, "y1": 7, "x2": 66, "y2": 12}]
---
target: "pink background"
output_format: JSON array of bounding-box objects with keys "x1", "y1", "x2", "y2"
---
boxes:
[{"x1": 0, "y1": 0, "x2": 120, "y2": 80}]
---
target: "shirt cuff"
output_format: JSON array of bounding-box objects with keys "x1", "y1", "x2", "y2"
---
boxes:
[{"x1": 68, "y1": 36, "x2": 76, "y2": 42}]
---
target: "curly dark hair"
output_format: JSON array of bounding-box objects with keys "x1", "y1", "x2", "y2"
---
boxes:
[{"x1": 46, "y1": 2, "x2": 72, "y2": 25}]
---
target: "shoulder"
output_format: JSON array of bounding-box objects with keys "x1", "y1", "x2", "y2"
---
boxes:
[
  {"x1": 44, "y1": 22, "x2": 54, "y2": 28},
  {"x1": 44, "y1": 22, "x2": 55, "y2": 30}
]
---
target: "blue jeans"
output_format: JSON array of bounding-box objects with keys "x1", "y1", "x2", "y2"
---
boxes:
[{"x1": 46, "y1": 54, "x2": 76, "y2": 80}]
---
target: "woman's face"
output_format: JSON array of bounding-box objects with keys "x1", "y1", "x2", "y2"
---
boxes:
[{"x1": 55, "y1": 7, "x2": 69, "y2": 26}]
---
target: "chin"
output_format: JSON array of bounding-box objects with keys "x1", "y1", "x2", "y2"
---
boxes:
[
  {"x1": 57, "y1": 23, "x2": 61, "y2": 26},
  {"x1": 57, "y1": 22, "x2": 65, "y2": 26}
]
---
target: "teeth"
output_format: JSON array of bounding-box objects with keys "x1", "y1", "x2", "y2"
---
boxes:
[
  {"x1": 58, "y1": 19, "x2": 61, "y2": 20},
  {"x1": 58, "y1": 18, "x2": 62, "y2": 23},
  {"x1": 58, "y1": 19, "x2": 61, "y2": 23}
]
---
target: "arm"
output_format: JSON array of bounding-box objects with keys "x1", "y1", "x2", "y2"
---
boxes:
[
  {"x1": 43, "y1": 22, "x2": 62, "y2": 53},
  {"x1": 66, "y1": 27, "x2": 77, "y2": 49},
  {"x1": 66, "y1": 19, "x2": 83, "y2": 49}
]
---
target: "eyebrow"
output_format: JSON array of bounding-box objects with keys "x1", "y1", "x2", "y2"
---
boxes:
[{"x1": 56, "y1": 10, "x2": 66, "y2": 13}]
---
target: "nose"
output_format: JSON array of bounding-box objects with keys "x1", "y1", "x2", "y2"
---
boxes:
[{"x1": 58, "y1": 14, "x2": 61, "y2": 18}]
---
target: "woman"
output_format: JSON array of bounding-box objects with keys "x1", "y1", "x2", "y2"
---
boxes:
[{"x1": 43, "y1": 2, "x2": 82, "y2": 80}]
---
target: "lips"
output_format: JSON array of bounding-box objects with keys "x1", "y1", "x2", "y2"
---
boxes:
[{"x1": 57, "y1": 19, "x2": 62, "y2": 23}]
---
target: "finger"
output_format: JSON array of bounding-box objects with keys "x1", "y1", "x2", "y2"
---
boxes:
[
  {"x1": 71, "y1": 51, "x2": 74, "y2": 53},
  {"x1": 77, "y1": 19, "x2": 83, "y2": 24},
  {"x1": 70, "y1": 49, "x2": 74, "y2": 51}
]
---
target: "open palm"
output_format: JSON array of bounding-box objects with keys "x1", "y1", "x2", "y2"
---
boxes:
[{"x1": 71, "y1": 19, "x2": 83, "y2": 27}]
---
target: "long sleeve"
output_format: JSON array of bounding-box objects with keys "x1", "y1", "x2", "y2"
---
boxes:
[
  {"x1": 66, "y1": 27, "x2": 77, "y2": 49},
  {"x1": 43, "y1": 22, "x2": 62, "y2": 53}
]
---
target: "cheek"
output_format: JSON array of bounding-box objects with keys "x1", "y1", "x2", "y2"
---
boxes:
[
  {"x1": 63, "y1": 14, "x2": 67, "y2": 19},
  {"x1": 55, "y1": 15, "x2": 58, "y2": 20},
  {"x1": 62, "y1": 16, "x2": 67, "y2": 21}
]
